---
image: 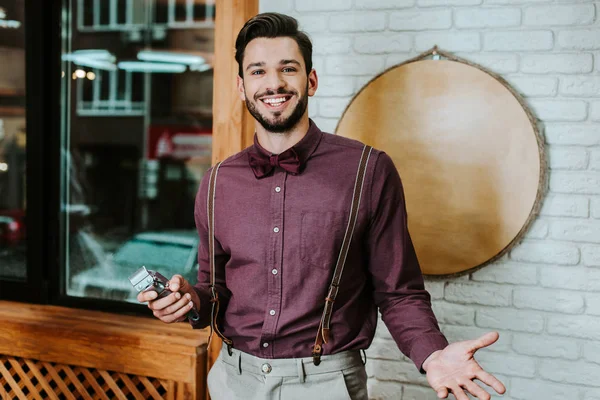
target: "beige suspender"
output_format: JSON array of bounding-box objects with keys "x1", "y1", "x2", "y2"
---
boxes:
[
  {"x1": 312, "y1": 145, "x2": 373, "y2": 365},
  {"x1": 207, "y1": 145, "x2": 374, "y2": 364}
]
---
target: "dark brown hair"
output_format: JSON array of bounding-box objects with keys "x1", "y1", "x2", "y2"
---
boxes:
[{"x1": 235, "y1": 13, "x2": 313, "y2": 78}]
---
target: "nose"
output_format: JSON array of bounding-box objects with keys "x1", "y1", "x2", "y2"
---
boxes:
[{"x1": 264, "y1": 71, "x2": 285, "y2": 92}]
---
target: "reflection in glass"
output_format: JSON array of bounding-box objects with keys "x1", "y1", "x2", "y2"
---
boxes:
[
  {"x1": 61, "y1": 0, "x2": 214, "y2": 302},
  {"x1": 0, "y1": 0, "x2": 26, "y2": 280}
]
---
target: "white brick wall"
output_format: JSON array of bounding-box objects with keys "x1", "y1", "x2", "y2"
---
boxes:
[{"x1": 259, "y1": 1, "x2": 600, "y2": 398}]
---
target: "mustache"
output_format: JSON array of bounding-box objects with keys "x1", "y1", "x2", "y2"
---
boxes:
[{"x1": 254, "y1": 88, "x2": 297, "y2": 101}]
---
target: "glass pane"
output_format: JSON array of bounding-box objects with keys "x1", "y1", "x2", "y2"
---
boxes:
[
  {"x1": 0, "y1": 1, "x2": 27, "y2": 280},
  {"x1": 61, "y1": 0, "x2": 214, "y2": 302}
]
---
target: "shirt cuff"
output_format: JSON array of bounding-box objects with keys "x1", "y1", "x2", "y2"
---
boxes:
[{"x1": 409, "y1": 333, "x2": 449, "y2": 373}]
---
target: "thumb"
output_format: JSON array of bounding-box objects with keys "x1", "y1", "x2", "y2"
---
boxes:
[
  {"x1": 467, "y1": 331, "x2": 499, "y2": 353},
  {"x1": 168, "y1": 274, "x2": 186, "y2": 293}
]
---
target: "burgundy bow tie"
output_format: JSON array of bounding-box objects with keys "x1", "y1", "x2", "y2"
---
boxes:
[{"x1": 248, "y1": 147, "x2": 301, "y2": 179}]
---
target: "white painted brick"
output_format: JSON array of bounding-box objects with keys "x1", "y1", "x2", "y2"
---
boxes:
[
  {"x1": 586, "y1": 293, "x2": 600, "y2": 316},
  {"x1": 508, "y1": 76, "x2": 558, "y2": 97},
  {"x1": 476, "y1": 308, "x2": 544, "y2": 333},
  {"x1": 540, "y1": 194, "x2": 589, "y2": 218},
  {"x1": 477, "y1": 351, "x2": 536, "y2": 377},
  {"x1": 297, "y1": 15, "x2": 329, "y2": 34},
  {"x1": 401, "y1": 386, "x2": 439, "y2": 400},
  {"x1": 523, "y1": 4, "x2": 595, "y2": 26},
  {"x1": 354, "y1": 34, "x2": 412, "y2": 54},
  {"x1": 319, "y1": 97, "x2": 351, "y2": 118},
  {"x1": 295, "y1": 0, "x2": 351, "y2": 12},
  {"x1": 511, "y1": 377, "x2": 583, "y2": 400},
  {"x1": 440, "y1": 324, "x2": 512, "y2": 352},
  {"x1": 539, "y1": 359, "x2": 600, "y2": 387},
  {"x1": 259, "y1": 0, "x2": 294, "y2": 13},
  {"x1": 550, "y1": 219, "x2": 600, "y2": 243},
  {"x1": 445, "y1": 282, "x2": 512, "y2": 306},
  {"x1": 513, "y1": 287, "x2": 584, "y2": 313},
  {"x1": 311, "y1": 36, "x2": 352, "y2": 55},
  {"x1": 456, "y1": 53, "x2": 519, "y2": 74},
  {"x1": 312, "y1": 117, "x2": 338, "y2": 134},
  {"x1": 385, "y1": 53, "x2": 415, "y2": 69},
  {"x1": 550, "y1": 172, "x2": 600, "y2": 195},
  {"x1": 540, "y1": 266, "x2": 600, "y2": 291},
  {"x1": 583, "y1": 341, "x2": 600, "y2": 364},
  {"x1": 591, "y1": 150, "x2": 600, "y2": 171},
  {"x1": 487, "y1": 0, "x2": 551, "y2": 3},
  {"x1": 548, "y1": 314, "x2": 600, "y2": 341},
  {"x1": 356, "y1": 0, "x2": 415, "y2": 9},
  {"x1": 419, "y1": 0, "x2": 482, "y2": 5},
  {"x1": 524, "y1": 219, "x2": 549, "y2": 239},
  {"x1": 326, "y1": 55, "x2": 385, "y2": 75},
  {"x1": 423, "y1": 279, "x2": 445, "y2": 300},
  {"x1": 548, "y1": 146, "x2": 589, "y2": 170},
  {"x1": 415, "y1": 32, "x2": 481, "y2": 52},
  {"x1": 512, "y1": 333, "x2": 579, "y2": 359},
  {"x1": 560, "y1": 77, "x2": 600, "y2": 97},
  {"x1": 585, "y1": 393, "x2": 600, "y2": 400},
  {"x1": 431, "y1": 301, "x2": 475, "y2": 325},
  {"x1": 559, "y1": 30, "x2": 600, "y2": 50},
  {"x1": 375, "y1": 313, "x2": 392, "y2": 339},
  {"x1": 330, "y1": 12, "x2": 386, "y2": 32},
  {"x1": 471, "y1": 262, "x2": 537, "y2": 285},
  {"x1": 592, "y1": 101, "x2": 600, "y2": 121},
  {"x1": 315, "y1": 76, "x2": 355, "y2": 97},
  {"x1": 593, "y1": 199, "x2": 600, "y2": 219},
  {"x1": 389, "y1": 9, "x2": 452, "y2": 31},
  {"x1": 312, "y1": 56, "x2": 325, "y2": 75},
  {"x1": 521, "y1": 53, "x2": 594, "y2": 74},
  {"x1": 544, "y1": 124, "x2": 600, "y2": 146},
  {"x1": 582, "y1": 245, "x2": 600, "y2": 267},
  {"x1": 510, "y1": 241, "x2": 579, "y2": 265},
  {"x1": 366, "y1": 359, "x2": 427, "y2": 385},
  {"x1": 529, "y1": 100, "x2": 588, "y2": 122},
  {"x1": 455, "y1": 8, "x2": 521, "y2": 28},
  {"x1": 308, "y1": 99, "x2": 319, "y2": 118},
  {"x1": 367, "y1": 380, "x2": 405, "y2": 400},
  {"x1": 484, "y1": 31, "x2": 553, "y2": 51},
  {"x1": 367, "y1": 337, "x2": 404, "y2": 360}
]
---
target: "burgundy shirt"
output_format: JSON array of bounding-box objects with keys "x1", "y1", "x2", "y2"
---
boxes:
[{"x1": 191, "y1": 120, "x2": 448, "y2": 370}]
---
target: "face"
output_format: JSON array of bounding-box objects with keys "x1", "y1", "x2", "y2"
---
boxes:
[{"x1": 237, "y1": 37, "x2": 318, "y2": 134}]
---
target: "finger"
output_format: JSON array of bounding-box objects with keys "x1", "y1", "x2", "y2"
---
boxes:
[
  {"x1": 436, "y1": 387, "x2": 448, "y2": 399},
  {"x1": 137, "y1": 288, "x2": 158, "y2": 303},
  {"x1": 475, "y1": 370, "x2": 506, "y2": 394},
  {"x1": 159, "y1": 299, "x2": 195, "y2": 323},
  {"x1": 449, "y1": 385, "x2": 469, "y2": 400},
  {"x1": 161, "y1": 293, "x2": 193, "y2": 317},
  {"x1": 148, "y1": 291, "x2": 180, "y2": 311},
  {"x1": 168, "y1": 274, "x2": 184, "y2": 292},
  {"x1": 467, "y1": 331, "x2": 499, "y2": 353},
  {"x1": 462, "y1": 380, "x2": 490, "y2": 400}
]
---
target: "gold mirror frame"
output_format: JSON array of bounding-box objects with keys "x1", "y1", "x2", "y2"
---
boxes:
[{"x1": 336, "y1": 48, "x2": 547, "y2": 276}]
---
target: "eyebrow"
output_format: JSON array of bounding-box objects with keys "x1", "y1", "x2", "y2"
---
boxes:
[{"x1": 245, "y1": 59, "x2": 301, "y2": 71}]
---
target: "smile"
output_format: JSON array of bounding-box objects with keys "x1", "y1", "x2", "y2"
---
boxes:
[{"x1": 260, "y1": 96, "x2": 292, "y2": 109}]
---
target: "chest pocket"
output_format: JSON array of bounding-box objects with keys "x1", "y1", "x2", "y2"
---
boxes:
[{"x1": 300, "y1": 211, "x2": 347, "y2": 270}]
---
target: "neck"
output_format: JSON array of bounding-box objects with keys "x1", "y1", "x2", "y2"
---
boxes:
[{"x1": 255, "y1": 114, "x2": 310, "y2": 155}]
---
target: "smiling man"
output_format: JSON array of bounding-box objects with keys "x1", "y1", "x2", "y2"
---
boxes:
[{"x1": 138, "y1": 12, "x2": 506, "y2": 400}]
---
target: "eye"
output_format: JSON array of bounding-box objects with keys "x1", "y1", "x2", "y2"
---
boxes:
[
  {"x1": 251, "y1": 70, "x2": 264, "y2": 75},
  {"x1": 282, "y1": 67, "x2": 296, "y2": 73}
]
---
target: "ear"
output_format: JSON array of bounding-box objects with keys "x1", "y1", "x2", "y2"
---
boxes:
[
  {"x1": 237, "y1": 75, "x2": 246, "y2": 101},
  {"x1": 307, "y1": 69, "x2": 318, "y2": 97}
]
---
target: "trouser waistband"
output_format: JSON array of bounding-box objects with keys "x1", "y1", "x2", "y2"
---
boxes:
[{"x1": 219, "y1": 344, "x2": 365, "y2": 382}]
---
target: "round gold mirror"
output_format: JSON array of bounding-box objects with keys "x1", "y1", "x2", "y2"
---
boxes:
[{"x1": 336, "y1": 49, "x2": 546, "y2": 276}]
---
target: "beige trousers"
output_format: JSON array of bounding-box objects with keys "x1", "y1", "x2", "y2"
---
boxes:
[{"x1": 207, "y1": 344, "x2": 368, "y2": 400}]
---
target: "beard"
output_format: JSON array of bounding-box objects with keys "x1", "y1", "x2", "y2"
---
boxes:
[{"x1": 245, "y1": 84, "x2": 309, "y2": 134}]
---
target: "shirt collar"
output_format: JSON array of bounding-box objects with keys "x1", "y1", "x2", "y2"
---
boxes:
[{"x1": 251, "y1": 118, "x2": 323, "y2": 171}]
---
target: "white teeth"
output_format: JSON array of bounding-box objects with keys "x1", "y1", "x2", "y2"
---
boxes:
[{"x1": 262, "y1": 97, "x2": 288, "y2": 105}]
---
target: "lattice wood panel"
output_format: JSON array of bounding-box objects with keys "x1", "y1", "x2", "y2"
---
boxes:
[{"x1": 0, "y1": 354, "x2": 175, "y2": 400}]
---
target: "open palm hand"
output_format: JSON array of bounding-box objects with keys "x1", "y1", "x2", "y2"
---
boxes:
[{"x1": 423, "y1": 332, "x2": 506, "y2": 400}]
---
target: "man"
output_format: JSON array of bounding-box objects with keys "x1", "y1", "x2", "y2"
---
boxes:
[{"x1": 138, "y1": 12, "x2": 506, "y2": 400}]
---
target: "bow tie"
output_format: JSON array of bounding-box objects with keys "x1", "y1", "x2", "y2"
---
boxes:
[{"x1": 248, "y1": 147, "x2": 301, "y2": 179}]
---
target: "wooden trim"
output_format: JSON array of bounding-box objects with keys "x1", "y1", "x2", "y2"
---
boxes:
[{"x1": 212, "y1": 0, "x2": 258, "y2": 165}]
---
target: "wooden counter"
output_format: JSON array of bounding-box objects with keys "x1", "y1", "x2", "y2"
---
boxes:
[{"x1": 0, "y1": 301, "x2": 210, "y2": 399}]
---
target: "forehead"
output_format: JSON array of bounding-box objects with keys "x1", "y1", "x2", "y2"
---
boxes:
[{"x1": 243, "y1": 37, "x2": 305, "y2": 68}]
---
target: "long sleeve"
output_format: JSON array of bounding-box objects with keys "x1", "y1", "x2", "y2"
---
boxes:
[
  {"x1": 190, "y1": 167, "x2": 231, "y2": 329},
  {"x1": 366, "y1": 152, "x2": 448, "y2": 371}
]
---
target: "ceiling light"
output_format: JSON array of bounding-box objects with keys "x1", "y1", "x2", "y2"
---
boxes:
[
  {"x1": 118, "y1": 61, "x2": 186, "y2": 73},
  {"x1": 137, "y1": 50, "x2": 206, "y2": 65}
]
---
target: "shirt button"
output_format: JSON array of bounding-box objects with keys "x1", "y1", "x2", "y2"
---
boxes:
[
  {"x1": 273, "y1": 227, "x2": 280, "y2": 233},
  {"x1": 272, "y1": 269, "x2": 278, "y2": 275},
  {"x1": 269, "y1": 310, "x2": 276, "y2": 316},
  {"x1": 261, "y1": 363, "x2": 272, "y2": 374},
  {"x1": 263, "y1": 342, "x2": 269, "y2": 348},
  {"x1": 275, "y1": 187, "x2": 281, "y2": 193}
]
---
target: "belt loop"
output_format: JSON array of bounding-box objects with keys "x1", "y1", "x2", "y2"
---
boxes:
[
  {"x1": 296, "y1": 359, "x2": 306, "y2": 383},
  {"x1": 237, "y1": 350, "x2": 242, "y2": 375},
  {"x1": 361, "y1": 349, "x2": 367, "y2": 366}
]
